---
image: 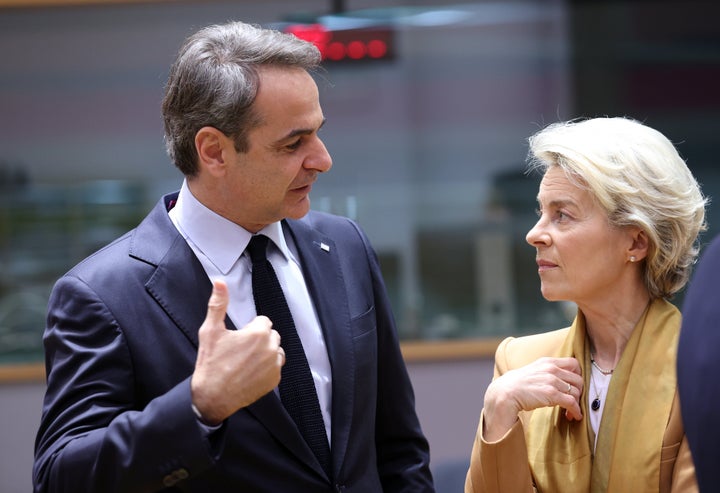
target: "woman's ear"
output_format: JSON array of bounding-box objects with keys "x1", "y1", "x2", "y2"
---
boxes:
[
  {"x1": 628, "y1": 227, "x2": 649, "y2": 262},
  {"x1": 195, "y1": 126, "x2": 232, "y2": 178}
]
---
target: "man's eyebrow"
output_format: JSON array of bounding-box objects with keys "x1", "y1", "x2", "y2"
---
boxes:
[{"x1": 278, "y1": 118, "x2": 327, "y2": 142}]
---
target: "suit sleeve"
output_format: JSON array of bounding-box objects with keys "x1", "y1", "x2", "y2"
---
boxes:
[
  {"x1": 353, "y1": 222, "x2": 435, "y2": 493},
  {"x1": 678, "y1": 234, "x2": 720, "y2": 493},
  {"x1": 33, "y1": 274, "x2": 220, "y2": 493},
  {"x1": 465, "y1": 337, "x2": 535, "y2": 493}
]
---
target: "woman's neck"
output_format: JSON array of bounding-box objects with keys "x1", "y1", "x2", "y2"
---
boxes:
[{"x1": 579, "y1": 292, "x2": 651, "y2": 370}]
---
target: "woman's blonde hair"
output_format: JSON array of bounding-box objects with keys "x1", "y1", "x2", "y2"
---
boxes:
[{"x1": 528, "y1": 116, "x2": 707, "y2": 299}]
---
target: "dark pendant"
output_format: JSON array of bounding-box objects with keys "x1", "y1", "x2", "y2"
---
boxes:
[{"x1": 591, "y1": 398, "x2": 601, "y2": 411}]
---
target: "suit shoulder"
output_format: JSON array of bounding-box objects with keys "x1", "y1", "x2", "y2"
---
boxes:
[
  {"x1": 59, "y1": 227, "x2": 162, "y2": 297},
  {"x1": 302, "y1": 210, "x2": 359, "y2": 233},
  {"x1": 62, "y1": 194, "x2": 177, "y2": 283},
  {"x1": 66, "y1": 230, "x2": 135, "y2": 276},
  {"x1": 297, "y1": 211, "x2": 370, "y2": 248}
]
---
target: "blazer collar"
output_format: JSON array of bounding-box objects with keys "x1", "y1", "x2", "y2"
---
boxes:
[
  {"x1": 280, "y1": 214, "x2": 356, "y2": 478},
  {"x1": 130, "y1": 196, "x2": 354, "y2": 480},
  {"x1": 245, "y1": 216, "x2": 356, "y2": 480},
  {"x1": 130, "y1": 193, "x2": 219, "y2": 348}
]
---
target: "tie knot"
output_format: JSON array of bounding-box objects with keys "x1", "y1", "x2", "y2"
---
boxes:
[{"x1": 247, "y1": 235, "x2": 270, "y2": 264}]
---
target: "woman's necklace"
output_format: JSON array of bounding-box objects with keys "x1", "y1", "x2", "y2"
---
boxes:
[
  {"x1": 590, "y1": 356, "x2": 614, "y2": 411},
  {"x1": 590, "y1": 371, "x2": 602, "y2": 411},
  {"x1": 591, "y1": 357, "x2": 614, "y2": 376},
  {"x1": 588, "y1": 367, "x2": 612, "y2": 451}
]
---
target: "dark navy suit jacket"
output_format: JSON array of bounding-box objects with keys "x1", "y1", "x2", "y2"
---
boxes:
[
  {"x1": 678, "y1": 234, "x2": 720, "y2": 493},
  {"x1": 33, "y1": 192, "x2": 434, "y2": 493}
]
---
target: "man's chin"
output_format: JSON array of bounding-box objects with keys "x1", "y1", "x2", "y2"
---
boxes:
[{"x1": 285, "y1": 201, "x2": 311, "y2": 220}]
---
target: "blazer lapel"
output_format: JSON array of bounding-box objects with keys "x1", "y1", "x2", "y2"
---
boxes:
[
  {"x1": 129, "y1": 195, "x2": 222, "y2": 348},
  {"x1": 131, "y1": 195, "x2": 336, "y2": 479},
  {"x1": 245, "y1": 393, "x2": 329, "y2": 478},
  {"x1": 283, "y1": 217, "x2": 355, "y2": 479}
]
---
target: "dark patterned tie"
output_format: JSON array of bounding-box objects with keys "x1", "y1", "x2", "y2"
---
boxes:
[{"x1": 246, "y1": 235, "x2": 332, "y2": 478}]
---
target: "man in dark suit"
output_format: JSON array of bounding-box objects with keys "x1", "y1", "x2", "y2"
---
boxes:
[
  {"x1": 678, "y1": 234, "x2": 720, "y2": 493},
  {"x1": 33, "y1": 20, "x2": 434, "y2": 493}
]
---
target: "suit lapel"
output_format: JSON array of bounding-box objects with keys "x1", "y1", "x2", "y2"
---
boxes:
[
  {"x1": 131, "y1": 196, "x2": 341, "y2": 479},
  {"x1": 283, "y1": 217, "x2": 355, "y2": 479},
  {"x1": 244, "y1": 393, "x2": 328, "y2": 478},
  {"x1": 243, "y1": 218, "x2": 352, "y2": 480},
  {"x1": 130, "y1": 195, "x2": 215, "y2": 348}
]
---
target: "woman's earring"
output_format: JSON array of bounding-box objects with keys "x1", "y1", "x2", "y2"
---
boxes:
[{"x1": 629, "y1": 256, "x2": 637, "y2": 262}]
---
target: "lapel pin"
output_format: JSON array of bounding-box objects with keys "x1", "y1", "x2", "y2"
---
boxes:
[{"x1": 320, "y1": 242, "x2": 330, "y2": 252}]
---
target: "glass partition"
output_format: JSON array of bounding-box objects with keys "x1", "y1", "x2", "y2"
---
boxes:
[{"x1": 1, "y1": 0, "x2": 718, "y2": 364}]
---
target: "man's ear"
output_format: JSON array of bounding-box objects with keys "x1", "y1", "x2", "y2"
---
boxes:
[
  {"x1": 628, "y1": 227, "x2": 649, "y2": 262},
  {"x1": 195, "y1": 126, "x2": 232, "y2": 178}
]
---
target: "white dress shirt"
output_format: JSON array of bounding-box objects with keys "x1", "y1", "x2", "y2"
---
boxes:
[{"x1": 169, "y1": 180, "x2": 333, "y2": 444}]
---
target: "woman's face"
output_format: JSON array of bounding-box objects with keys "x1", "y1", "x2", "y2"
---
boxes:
[{"x1": 526, "y1": 166, "x2": 634, "y2": 304}]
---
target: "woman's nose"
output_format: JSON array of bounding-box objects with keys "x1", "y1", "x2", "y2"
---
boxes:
[{"x1": 526, "y1": 219, "x2": 550, "y2": 247}]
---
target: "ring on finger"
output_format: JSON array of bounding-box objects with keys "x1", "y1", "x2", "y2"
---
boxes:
[{"x1": 565, "y1": 382, "x2": 572, "y2": 394}]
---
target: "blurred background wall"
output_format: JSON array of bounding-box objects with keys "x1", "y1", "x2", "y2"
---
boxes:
[{"x1": 1, "y1": 1, "x2": 719, "y2": 491}]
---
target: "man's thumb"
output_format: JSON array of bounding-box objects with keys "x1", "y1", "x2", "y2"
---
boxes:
[{"x1": 205, "y1": 279, "x2": 229, "y2": 326}]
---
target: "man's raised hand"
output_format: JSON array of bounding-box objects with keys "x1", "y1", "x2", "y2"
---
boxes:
[{"x1": 190, "y1": 279, "x2": 284, "y2": 425}]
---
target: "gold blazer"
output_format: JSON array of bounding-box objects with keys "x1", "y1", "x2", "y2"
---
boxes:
[{"x1": 465, "y1": 299, "x2": 697, "y2": 493}]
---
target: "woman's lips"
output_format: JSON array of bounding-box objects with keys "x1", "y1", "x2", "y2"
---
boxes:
[{"x1": 536, "y1": 259, "x2": 557, "y2": 272}]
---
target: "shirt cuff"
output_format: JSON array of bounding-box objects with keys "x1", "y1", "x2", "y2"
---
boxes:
[{"x1": 191, "y1": 403, "x2": 222, "y2": 432}]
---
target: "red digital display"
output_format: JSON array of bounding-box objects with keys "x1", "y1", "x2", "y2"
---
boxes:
[{"x1": 285, "y1": 23, "x2": 395, "y2": 63}]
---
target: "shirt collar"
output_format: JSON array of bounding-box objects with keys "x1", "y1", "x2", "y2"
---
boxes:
[{"x1": 171, "y1": 180, "x2": 292, "y2": 274}]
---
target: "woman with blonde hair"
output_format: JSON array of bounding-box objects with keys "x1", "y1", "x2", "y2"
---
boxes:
[{"x1": 466, "y1": 117, "x2": 705, "y2": 493}]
